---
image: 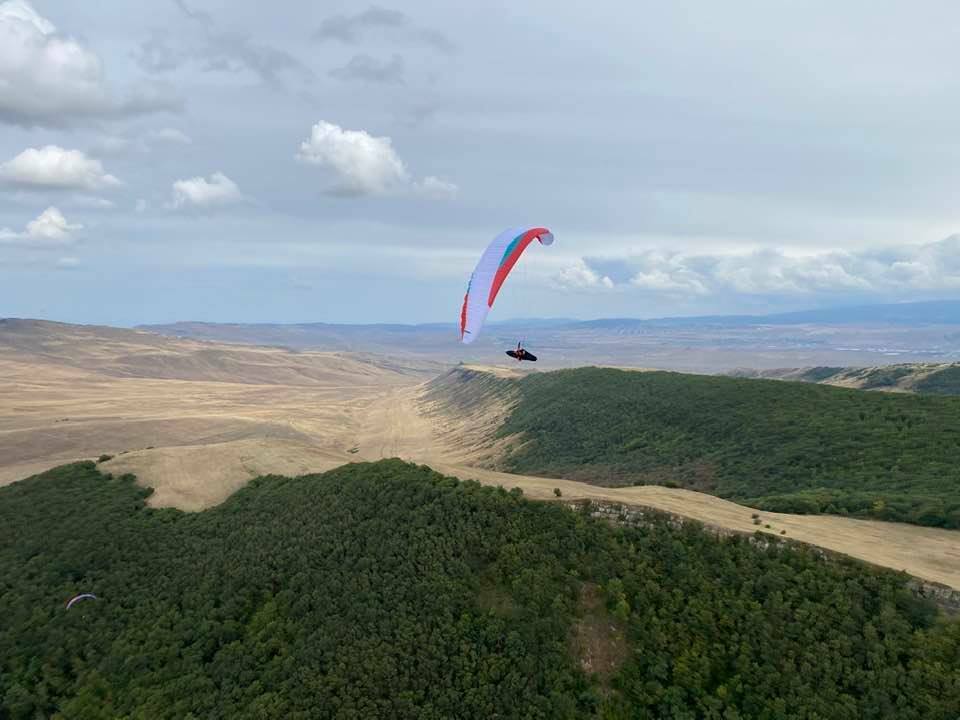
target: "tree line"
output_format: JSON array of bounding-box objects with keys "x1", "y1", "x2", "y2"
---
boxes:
[{"x1": 497, "y1": 368, "x2": 960, "y2": 527}]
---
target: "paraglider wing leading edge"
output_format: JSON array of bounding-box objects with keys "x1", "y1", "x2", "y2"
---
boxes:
[{"x1": 459, "y1": 226, "x2": 554, "y2": 343}]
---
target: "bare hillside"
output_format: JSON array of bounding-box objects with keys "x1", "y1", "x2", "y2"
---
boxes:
[
  {"x1": 0, "y1": 319, "x2": 438, "y2": 384},
  {"x1": 0, "y1": 320, "x2": 425, "y2": 488}
]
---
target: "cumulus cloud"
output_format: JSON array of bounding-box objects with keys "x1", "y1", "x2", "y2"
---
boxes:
[
  {"x1": 169, "y1": 171, "x2": 243, "y2": 209},
  {"x1": 628, "y1": 251, "x2": 710, "y2": 295},
  {"x1": 329, "y1": 54, "x2": 404, "y2": 84},
  {"x1": 297, "y1": 122, "x2": 406, "y2": 195},
  {"x1": 0, "y1": 146, "x2": 121, "y2": 191},
  {"x1": 0, "y1": 207, "x2": 82, "y2": 245},
  {"x1": 563, "y1": 236, "x2": 960, "y2": 299},
  {"x1": 296, "y1": 121, "x2": 457, "y2": 199},
  {"x1": 313, "y1": 6, "x2": 455, "y2": 54},
  {"x1": 554, "y1": 260, "x2": 614, "y2": 290},
  {"x1": 0, "y1": 0, "x2": 180, "y2": 126}
]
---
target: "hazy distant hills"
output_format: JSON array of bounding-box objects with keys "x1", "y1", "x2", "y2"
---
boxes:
[
  {"x1": 142, "y1": 299, "x2": 960, "y2": 340},
  {"x1": 0, "y1": 318, "x2": 434, "y2": 384},
  {"x1": 138, "y1": 319, "x2": 455, "y2": 353},
  {"x1": 139, "y1": 299, "x2": 960, "y2": 372},
  {"x1": 729, "y1": 362, "x2": 960, "y2": 395},
  {"x1": 575, "y1": 299, "x2": 960, "y2": 329}
]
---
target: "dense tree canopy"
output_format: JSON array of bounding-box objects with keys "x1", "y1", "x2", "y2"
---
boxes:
[
  {"x1": 916, "y1": 365, "x2": 960, "y2": 395},
  {"x1": 497, "y1": 368, "x2": 960, "y2": 527},
  {"x1": 2, "y1": 460, "x2": 959, "y2": 718}
]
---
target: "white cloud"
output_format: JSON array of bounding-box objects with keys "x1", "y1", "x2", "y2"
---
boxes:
[
  {"x1": 170, "y1": 171, "x2": 243, "y2": 209},
  {"x1": 568, "y1": 236, "x2": 960, "y2": 299},
  {"x1": 135, "y1": 198, "x2": 149, "y2": 213},
  {"x1": 0, "y1": 145, "x2": 121, "y2": 191},
  {"x1": 296, "y1": 121, "x2": 457, "y2": 199},
  {"x1": 554, "y1": 260, "x2": 614, "y2": 290},
  {"x1": 56, "y1": 256, "x2": 80, "y2": 269},
  {"x1": 27, "y1": 207, "x2": 82, "y2": 242},
  {"x1": 0, "y1": 0, "x2": 179, "y2": 126},
  {"x1": 0, "y1": 206, "x2": 82, "y2": 245},
  {"x1": 632, "y1": 269, "x2": 709, "y2": 294},
  {"x1": 627, "y1": 251, "x2": 710, "y2": 295},
  {"x1": 297, "y1": 121, "x2": 408, "y2": 195}
]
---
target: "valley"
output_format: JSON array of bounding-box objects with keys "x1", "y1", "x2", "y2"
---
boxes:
[{"x1": 3, "y1": 320, "x2": 960, "y2": 590}]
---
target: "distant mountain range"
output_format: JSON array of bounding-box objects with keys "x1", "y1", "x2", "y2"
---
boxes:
[
  {"x1": 567, "y1": 300, "x2": 960, "y2": 329},
  {"x1": 128, "y1": 299, "x2": 960, "y2": 372},
  {"x1": 4, "y1": 299, "x2": 957, "y2": 376},
  {"x1": 141, "y1": 299, "x2": 960, "y2": 339}
]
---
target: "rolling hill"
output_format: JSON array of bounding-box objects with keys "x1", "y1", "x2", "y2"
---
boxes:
[
  {"x1": 428, "y1": 366, "x2": 960, "y2": 528},
  {"x1": 137, "y1": 299, "x2": 960, "y2": 373},
  {"x1": 730, "y1": 362, "x2": 960, "y2": 396},
  {"x1": 3, "y1": 318, "x2": 959, "y2": 590},
  {"x1": 0, "y1": 319, "x2": 428, "y2": 493},
  {"x1": 2, "y1": 460, "x2": 958, "y2": 719}
]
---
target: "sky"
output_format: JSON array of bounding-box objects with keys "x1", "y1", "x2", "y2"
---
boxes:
[{"x1": 1, "y1": 0, "x2": 959, "y2": 326}]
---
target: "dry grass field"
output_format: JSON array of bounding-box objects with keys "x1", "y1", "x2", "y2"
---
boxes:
[{"x1": 2, "y1": 319, "x2": 959, "y2": 590}]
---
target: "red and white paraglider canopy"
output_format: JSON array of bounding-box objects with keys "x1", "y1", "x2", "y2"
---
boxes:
[{"x1": 459, "y1": 225, "x2": 554, "y2": 344}]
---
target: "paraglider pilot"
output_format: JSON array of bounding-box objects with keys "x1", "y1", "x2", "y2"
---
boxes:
[{"x1": 506, "y1": 341, "x2": 537, "y2": 362}]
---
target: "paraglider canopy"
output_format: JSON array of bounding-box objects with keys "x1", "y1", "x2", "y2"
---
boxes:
[
  {"x1": 65, "y1": 593, "x2": 97, "y2": 610},
  {"x1": 459, "y1": 225, "x2": 554, "y2": 344}
]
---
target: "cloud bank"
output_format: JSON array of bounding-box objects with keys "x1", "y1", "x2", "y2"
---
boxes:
[{"x1": 557, "y1": 236, "x2": 960, "y2": 298}]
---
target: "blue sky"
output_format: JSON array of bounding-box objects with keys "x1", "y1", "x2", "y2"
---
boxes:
[{"x1": 1, "y1": 0, "x2": 959, "y2": 326}]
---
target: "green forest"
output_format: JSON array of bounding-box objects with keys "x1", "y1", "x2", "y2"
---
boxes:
[
  {"x1": 2, "y1": 461, "x2": 959, "y2": 719},
  {"x1": 496, "y1": 368, "x2": 960, "y2": 527},
  {"x1": 916, "y1": 365, "x2": 960, "y2": 395}
]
